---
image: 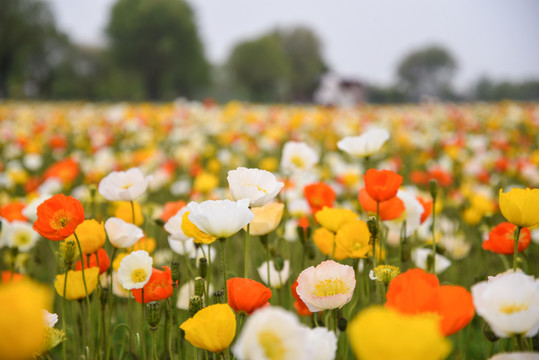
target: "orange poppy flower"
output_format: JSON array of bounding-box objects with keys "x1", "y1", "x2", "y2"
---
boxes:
[
  {"x1": 44, "y1": 158, "x2": 79, "y2": 184},
  {"x1": 75, "y1": 248, "x2": 110, "y2": 275},
  {"x1": 385, "y1": 269, "x2": 474, "y2": 336},
  {"x1": 132, "y1": 266, "x2": 174, "y2": 304},
  {"x1": 1, "y1": 271, "x2": 24, "y2": 283},
  {"x1": 358, "y1": 188, "x2": 405, "y2": 220},
  {"x1": 304, "y1": 182, "x2": 336, "y2": 215},
  {"x1": 227, "y1": 278, "x2": 272, "y2": 315},
  {"x1": 416, "y1": 196, "x2": 433, "y2": 224},
  {"x1": 160, "y1": 200, "x2": 187, "y2": 222},
  {"x1": 0, "y1": 202, "x2": 27, "y2": 222},
  {"x1": 482, "y1": 222, "x2": 531, "y2": 255},
  {"x1": 291, "y1": 278, "x2": 311, "y2": 316},
  {"x1": 33, "y1": 194, "x2": 85, "y2": 241},
  {"x1": 363, "y1": 169, "x2": 402, "y2": 203}
]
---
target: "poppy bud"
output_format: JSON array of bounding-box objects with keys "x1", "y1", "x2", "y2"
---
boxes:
[
  {"x1": 259, "y1": 234, "x2": 269, "y2": 246},
  {"x1": 170, "y1": 261, "x2": 180, "y2": 283},
  {"x1": 146, "y1": 301, "x2": 161, "y2": 330},
  {"x1": 100, "y1": 287, "x2": 109, "y2": 307},
  {"x1": 429, "y1": 179, "x2": 438, "y2": 200},
  {"x1": 195, "y1": 277, "x2": 205, "y2": 297},
  {"x1": 189, "y1": 295, "x2": 203, "y2": 317},
  {"x1": 60, "y1": 238, "x2": 78, "y2": 266},
  {"x1": 213, "y1": 290, "x2": 225, "y2": 304},
  {"x1": 367, "y1": 217, "x2": 378, "y2": 239},
  {"x1": 338, "y1": 317, "x2": 348, "y2": 332},
  {"x1": 273, "y1": 255, "x2": 284, "y2": 271},
  {"x1": 482, "y1": 323, "x2": 499, "y2": 342},
  {"x1": 305, "y1": 240, "x2": 316, "y2": 260},
  {"x1": 198, "y1": 257, "x2": 208, "y2": 279}
]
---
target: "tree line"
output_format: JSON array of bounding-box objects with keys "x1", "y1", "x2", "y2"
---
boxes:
[{"x1": 1, "y1": 0, "x2": 538, "y2": 103}]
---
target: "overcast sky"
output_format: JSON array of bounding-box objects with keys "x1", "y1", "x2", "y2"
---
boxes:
[{"x1": 45, "y1": 0, "x2": 539, "y2": 89}]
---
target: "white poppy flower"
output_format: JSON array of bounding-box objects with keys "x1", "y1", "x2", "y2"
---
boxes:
[
  {"x1": 98, "y1": 167, "x2": 151, "y2": 201},
  {"x1": 281, "y1": 141, "x2": 319, "y2": 174},
  {"x1": 187, "y1": 199, "x2": 254, "y2": 238},
  {"x1": 411, "y1": 248, "x2": 451, "y2": 274},
  {"x1": 164, "y1": 207, "x2": 192, "y2": 242},
  {"x1": 117, "y1": 250, "x2": 153, "y2": 290},
  {"x1": 472, "y1": 270, "x2": 539, "y2": 338},
  {"x1": 337, "y1": 128, "x2": 390, "y2": 158},
  {"x1": 304, "y1": 327, "x2": 337, "y2": 360},
  {"x1": 227, "y1": 167, "x2": 284, "y2": 207},
  {"x1": 105, "y1": 217, "x2": 144, "y2": 248},
  {"x1": 296, "y1": 260, "x2": 356, "y2": 312},
  {"x1": 385, "y1": 190, "x2": 424, "y2": 236},
  {"x1": 1, "y1": 221, "x2": 40, "y2": 252},
  {"x1": 22, "y1": 194, "x2": 51, "y2": 222},
  {"x1": 43, "y1": 310, "x2": 58, "y2": 328},
  {"x1": 233, "y1": 306, "x2": 308, "y2": 360},
  {"x1": 488, "y1": 353, "x2": 539, "y2": 360},
  {"x1": 257, "y1": 259, "x2": 290, "y2": 289}
]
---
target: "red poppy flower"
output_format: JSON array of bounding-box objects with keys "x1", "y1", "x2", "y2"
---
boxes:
[
  {"x1": 291, "y1": 278, "x2": 311, "y2": 316},
  {"x1": 132, "y1": 267, "x2": 174, "y2": 304},
  {"x1": 160, "y1": 200, "x2": 187, "y2": 222},
  {"x1": 75, "y1": 248, "x2": 110, "y2": 275},
  {"x1": 227, "y1": 277, "x2": 272, "y2": 315},
  {"x1": 304, "y1": 182, "x2": 336, "y2": 215},
  {"x1": 385, "y1": 269, "x2": 475, "y2": 336},
  {"x1": 1, "y1": 271, "x2": 24, "y2": 283},
  {"x1": 416, "y1": 196, "x2": 433, "y2": 224},
  {"x1": 0, "y1": 202, "x2": 27, "y2": 222},
  {"x1": 358, "y1": 188, "x2": 405, "y2": 221},
  {"x1": 44, "y1": 158, "x2": 79, "y2": 184},
  {"x1": 482, "y1": 222, "x2": 531, "y2": 254},
  {"x1": 363, "y1": 169, "x2": 402, "y2": 203},
  {"x1": 33, "y1": 194, "x2": 85, "y2": 241}
]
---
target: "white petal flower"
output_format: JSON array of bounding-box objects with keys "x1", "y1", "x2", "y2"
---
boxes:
[
  {"x1": 164, "y1": 207, "x2": 192, "y2": 242},
  {"x1": 411, "y1": 248, "x2": 451, "y2": 274},
  {"x1": 385, "y1": 190, "x2": 424, "y2": 236},
  {"x1": 2, "y1": 221, "x2": 40, "y2": 252},
  {"x1": 488, "y1": 353, "x2": 539, "y2": 360},
  {"x1": 187, "y1": 199, "x2": 254, "y2": 238},
  {"x1": 21, "y1": 194, "x2": 51, "y2": 222},
  {"x1": 227, "y1": 167, "x2": 284, "y2": 207},
  {"x1": 472, "y1": 270, "x2": 539, "y2": 338},
  {"x1": 233, "y1": 306, "x2": 308, "y2": 360},
  {"x1": 281, "y1": 141, "x2": 319, "y2": 174},
  {"x1": 296, "y1": 260, "x2": 356, "y2": 312},
  {"x1": 304, "y1": 327, "x2": 337, "y2": 360},
  {"x1": 98, "y1": 167, "x2": 151, "y2": 201},
  {"x1": 117, "y1": 250, "x2": 153, "y2": 290},
  {"x1": 43, "y1": 310, "x2": 58, "y2": 328},
  {"x1": 337, "y1": 128, "x2": 390, "y2": 158},
  {"x1": 257, "y1": 260, "x2": 290, "y2": 289},
  {"x1": 105, "y1": 217, "x2": 144, "y2": 248}
]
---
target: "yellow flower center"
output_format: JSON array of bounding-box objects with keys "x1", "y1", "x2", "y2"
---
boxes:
[
  {"x1": 499, "y1": 303, "x2": 529, "y2": 315},
  {"x1": 290, "y1": 155, "x2": 305, "y2": 169},
  {"x1": 131, "y1": 268, "x2": 147, "y2": 283},
  {"x1": 243, "y1": 183, "x2": 268, "y2": 194},
  {"x1": 121, "y1": 183, "x2": 133, "y2": 190},
  {"x1": 13, "y1": 232, "x2": 31, "y2": 246},
  {"x1": 258, "y1": 330, "x2": 285, "y2": 360},
  {"x1": 313, "y1": 278, "x2": 349, "y2": 297},
  {"x1": 50, "y1": 209, "x2": 72, "y2": 230}
]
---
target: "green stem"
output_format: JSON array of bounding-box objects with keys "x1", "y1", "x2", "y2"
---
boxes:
[
  {"x1": 431, "y1": 197, "x2": 437, "y2": 273},
  {"x1": 151, "y1": 330, "x2": 158, "y2": 360},
  {"x1": 333, "y1": 309, "x2": 338, "y2": 334},
  {"x1": 265, "y1": 242, "x2": 271, "y2": 291},
  {"x1": 130, "y1": 200, "x2": 136, "y2": 225},
  {"x1": 220, "y1": 238, "x2": 228, "y2": 302},
  {"x1": 513, "y1": 227, "x2": 522, "y2": 271},
  {"x1": 73, "y1": 232, "x2": 92, "y2": 357},
  {"x1": 244, "y1": 223, "x2": 250, "y2": 278},
  {"x1": 62, "y1": 267, "x2": 69, "y2": 360},
  {"x1": 141, "y1": 289, "x2": 147, "y2": 360},
  {"x1": 106, "y1": 247, "x2": 117, "y2": 360}
]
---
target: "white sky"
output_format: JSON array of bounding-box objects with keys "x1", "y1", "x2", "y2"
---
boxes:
[{"x1": 44, "y1": 0, "x2": 539, "y2": 90}]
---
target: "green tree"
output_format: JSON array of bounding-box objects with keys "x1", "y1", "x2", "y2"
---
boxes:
[
  {"x1": 396, "y1": 45, "x2": 457, "y2": 101},
  {"x1": 106, "y1": 0, "x2": 209, "y2": 100},
  {"x1": 0, "y1": 0, "x2": 58, "y2": 98},
  {"x1": 226, "y1": 26, "x2": 327, "y2": 103}
]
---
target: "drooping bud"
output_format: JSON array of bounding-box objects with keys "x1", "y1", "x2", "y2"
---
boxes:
[
  {"x1": 198, "y1": 257, "x2": 208, "y2": 279},
  {"x1": 337, "y1": 317, "x2": 348, "y2": 332},
  {"x1": 305, "y1": 240, "x2": 316, "y2": 260},
  {"x1": 273, "y1": 255, "x2": 284, "y2": 271},
  {"x1": 367, "y1": 217, "x2": 378, "y2": 239},
  {"x1": 482, "y1": 323, "x2": 499, "y2": 343},
  {"x1": 100, "y1": 287, "x2": 109, "y2": 308},
  {"x1": 170, "y1": 261, "x2": 180, "y2": 284},
  {"x1": 189, "y1": 296, "x2": 203, "y2": 317},
  {"x1": 429, "y1": 179, "x2": 438, "y2": 200},
  {"x1": 146, "y1": 301, "x2": 161, "y2": 330}
]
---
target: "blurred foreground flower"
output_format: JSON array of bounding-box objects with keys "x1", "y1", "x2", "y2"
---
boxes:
[
  {"x1": 180, "y1": 303, "x2": 236, "y2": 353},
  {"x1": 472, "y1": 270, "x2": 539, "y2": 338},
  {"x1": 499, "y1": 188, "x2": 539, "y2": 228},
  {"x1": 348, "y1": 306, "x2": 451, "y2": 360},
  {"x1": 33, "y1": 194, "x2": 85, "y2": 241}
]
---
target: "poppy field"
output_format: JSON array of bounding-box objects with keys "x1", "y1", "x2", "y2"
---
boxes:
[{"x1": 0, "y1": 100, "x2": 538, "y2": 360}]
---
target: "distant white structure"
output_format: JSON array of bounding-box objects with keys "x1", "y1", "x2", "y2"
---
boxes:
[{"x1": 314, "y1": 72, "x2": 365, "y2": 107}]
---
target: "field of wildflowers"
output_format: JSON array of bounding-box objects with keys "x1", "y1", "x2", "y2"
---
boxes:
[{"x1": 0, "y1": 100, "x2": 538, "y2": 360}]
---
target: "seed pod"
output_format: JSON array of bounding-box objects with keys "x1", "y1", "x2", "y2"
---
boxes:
[{"x1": 146, "y1": 301, "x2": 161, "y2": 330}]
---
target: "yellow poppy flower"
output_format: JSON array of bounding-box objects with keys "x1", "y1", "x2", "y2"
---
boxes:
[
  {"x1": 54, "y1": 268, "x2": 100, "y2": 300},
  {"x1": 246, "y1": 202, "x2": 284, "y2": 236},
  {"x1": 314, "y1": 207, "x2": 358, "y2": 233},
  {"x1": 193, "y1": 172, "x2": 219, "y2": 194},
  {"x1": 180, "y1": 304, "x2": 236, "y2": 353},
  {"x1": 335, "y1": 220, "x2": 371, "y2": 258},
  {"x1": 181, "y1": 211, "x2": 217, "y2": 244},
  {"x1": 313, "y1": 227, "x2": 348, "y2": 260},
  {"x1": 348, "y1": 306, "x2": 451, "y2": 360},
  {"x1": 114, "y1": 201, "x2": 144, "y2": 226},
  {"x1": 67, "y1": 219, "x2": 106, "y2": 254},
  {"x1": 0, "y1": 279, "x2": 52, "y2": 360},
  {"x1": 499, "y1": 188, "x2": 539, "y2": 227}
]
